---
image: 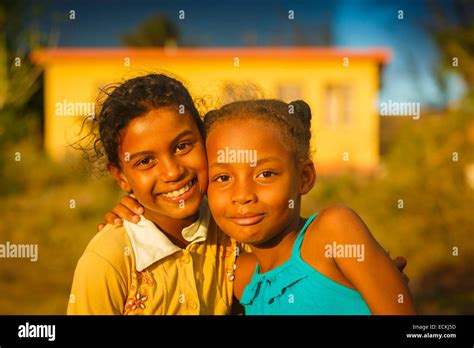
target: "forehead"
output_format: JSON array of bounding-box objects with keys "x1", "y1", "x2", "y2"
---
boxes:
[
  {"x1": 120, "y1": 107, "x2": 200, "y2": 149},
  {"x1": 206, "y1": 117, "x2": 290, "y2": 157}
]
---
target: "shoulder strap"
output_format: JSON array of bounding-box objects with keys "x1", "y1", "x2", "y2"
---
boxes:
[{"x1": 291, "y1": 213, "x2": 318, "y2": 257}]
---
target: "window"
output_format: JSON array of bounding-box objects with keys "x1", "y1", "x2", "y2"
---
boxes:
[{"x1": 324, "y1": 84, "x2": 352, "y2": 127}]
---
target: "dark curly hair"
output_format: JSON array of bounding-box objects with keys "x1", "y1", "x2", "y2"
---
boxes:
[
  {"x1": 203, "y1": 99, "x2": 312, "y2": 163},
  {"x1": 87, "y1": 74, "x2": 203, "y2": 168}
]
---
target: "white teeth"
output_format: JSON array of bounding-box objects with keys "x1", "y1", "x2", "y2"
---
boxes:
[{"x1": 162, "y1": 179, "x2": 194, "y2": 198}]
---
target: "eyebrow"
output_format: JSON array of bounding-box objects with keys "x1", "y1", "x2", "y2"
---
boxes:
[
  {"x1": 129, "y1": 151, "x2": 154, "y2": 161},
  {"x1": 173, "y1": 129, "x2": 195, "y2": 141},
  {"x1": 128, "y1": 130, "x2": 195, "y2": 161},
  {"x1": 209, "y1": 156, "x2": 281, "y2": 169}
]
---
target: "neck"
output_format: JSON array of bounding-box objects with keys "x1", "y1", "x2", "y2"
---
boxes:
[
  {"x1": 144, "y1": 210, "x2": 199, "y2": 248},
  {"x1": 249, "y1": 215, "x2": 305, "y2": 274}
]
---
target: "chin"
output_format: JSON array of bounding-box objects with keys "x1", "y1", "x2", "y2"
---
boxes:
[
  {"x1": 142, "y1": 199, "x2": 201, "y2": 221},
  {"x1": 225, "y1": 227, "x2": 268, "y2": 246},
  {"x1": 244, "y1": 236, "x2": 270, "y2": 246},
  {"x1": 157, "y1": 191, "x2": 205, "y2": 217},
  {"x1": 167, "y1": 203, "x2": 201, "y2": 219},
  {"x1": 239, "y1": 229, "x2": 281, "y2": 247}
]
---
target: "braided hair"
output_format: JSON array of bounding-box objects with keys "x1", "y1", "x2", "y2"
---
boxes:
[{"x1": 204, "y1": 99, "x2": 312, "y2": 163}]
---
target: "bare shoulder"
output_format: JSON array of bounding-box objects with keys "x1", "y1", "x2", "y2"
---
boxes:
[
  {"x1": 299, "y1": 206, "x2": 363, "y2": 256},
  {"x1": 317, "y1": 204, "x2": 363, "y2": 226},
  {"x1": 234, "y1": 252, "x2": 257, "y2": 301},
  {"x1": 314, "y1": 204, "x2": 371, "y2": 240}
]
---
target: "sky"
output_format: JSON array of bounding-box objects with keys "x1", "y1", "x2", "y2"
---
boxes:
[{"x1": 33, "y1": 0, "x2": 465, "y2": 107}]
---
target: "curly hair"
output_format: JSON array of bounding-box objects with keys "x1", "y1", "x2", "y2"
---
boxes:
[{"x1": 86, "y1": 74, "x2": 203, "y2": 168}]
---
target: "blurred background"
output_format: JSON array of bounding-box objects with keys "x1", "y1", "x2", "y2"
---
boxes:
[{"x1": 0, "y1": 0, "x2": 472, "y2": 314}]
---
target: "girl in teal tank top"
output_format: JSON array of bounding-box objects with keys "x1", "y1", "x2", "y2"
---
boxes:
[
  {"x1": 240, "y1": 213, "x2": 371, "y2": 315},
  {"x1": 204, "y1": 99, "x2": 416, "y2": 315}
]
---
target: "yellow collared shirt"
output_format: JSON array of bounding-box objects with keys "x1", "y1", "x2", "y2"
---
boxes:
[{"x1": 67, "y1": 201, "x2": 243, "y2": 315}]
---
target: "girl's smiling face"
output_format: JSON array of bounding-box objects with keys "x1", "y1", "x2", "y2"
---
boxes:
[
  {"x1": 110, "y1": 107, "x2": 208, "y2": 221},
  {"x1": 206, "y1": 118, "x2": 306, "y2": 246}
]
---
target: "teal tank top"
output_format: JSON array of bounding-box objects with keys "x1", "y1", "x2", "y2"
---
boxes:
[{"x1": 240, "y1": 213, "x2": 372, "y2": 315}]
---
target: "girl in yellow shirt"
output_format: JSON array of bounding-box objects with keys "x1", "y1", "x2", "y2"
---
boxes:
[{"x1": 68, "y1": 74, "x2": 240, "y2": 315}]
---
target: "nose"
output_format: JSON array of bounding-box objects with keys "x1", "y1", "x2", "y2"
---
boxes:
[
  {"x1": 231, "y1": 179, "x2": 257, "y2": 205},
  {"x1": 158, "y1": 155, "x2": 186, "y2": 183}
]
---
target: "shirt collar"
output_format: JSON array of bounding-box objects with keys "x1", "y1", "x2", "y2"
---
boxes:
[{"x1": 123, "y1": 200, "x2": 210, "y2": 272}]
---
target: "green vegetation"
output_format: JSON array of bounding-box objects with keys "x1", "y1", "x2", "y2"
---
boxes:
[{"x1": 0, "y1": 135, "x2": 123, "y2": 314}]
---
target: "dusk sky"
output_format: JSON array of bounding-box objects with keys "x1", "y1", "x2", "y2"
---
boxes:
[{"x1": 36, "y1": 0, "x2": 465, "y2": 106}]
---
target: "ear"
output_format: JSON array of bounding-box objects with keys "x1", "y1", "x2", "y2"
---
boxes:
[
  {"x1": 107, "y1": 163, "x2": 133, "y2": 194},
  {"x1": 298, "y1": 159, "x2": 316, "y2": 195}
]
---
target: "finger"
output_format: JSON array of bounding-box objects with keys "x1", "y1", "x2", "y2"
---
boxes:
[
  {"x1": 105, "y1": 212, "x2": 122, "y2": 225},
  {"x1": 97, "y1": 223, "x2": 105, "y2": 232},
  {"x1": 121, "y1": 195, "x2": 144, "y2": 215},
  {"x1": 393, "y1": 256, "x2": 407, "y2": 271},
  {"x1": 113, "y1": 204, "x2": 140, "y2": 223}
]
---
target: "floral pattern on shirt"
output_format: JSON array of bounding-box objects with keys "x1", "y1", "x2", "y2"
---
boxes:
[
  {"x1": 125, "y1": 292, "x2": 148, "y2": 311},
  {"x1": 125, "y1": 270, "x2": 154, "y2": 314}
]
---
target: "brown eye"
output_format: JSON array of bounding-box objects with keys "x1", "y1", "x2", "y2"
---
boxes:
[
  {"x1": 215, "y1": 175, "x2": 231, "y2": 182},
  {"x1": 257, "y1": 171, "x2": 276, "y2": 178},
  {"x1": 137, "y1": 157, "x2": 153, "y2": 167},
  {"x1": 176, "y1": 142, "x2": 191, "y2": 153}
]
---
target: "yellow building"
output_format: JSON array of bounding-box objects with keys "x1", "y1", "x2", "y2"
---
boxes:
[{"x1": 32, "y1": 47, "x2": 391, "y2": 173}]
